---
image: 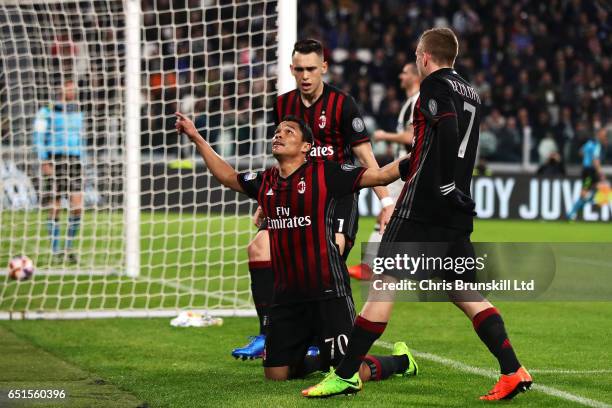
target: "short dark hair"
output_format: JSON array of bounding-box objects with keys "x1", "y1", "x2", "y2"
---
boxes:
[
  {"x1": 419, "y1": 27, "x2": 459, "y2": 66},
  {"x1": 282, "y1": 115, "x2": 313, "y2": 145},
  {"x1": 292, "y1": 39, "x2": 324, "y2": 57}
]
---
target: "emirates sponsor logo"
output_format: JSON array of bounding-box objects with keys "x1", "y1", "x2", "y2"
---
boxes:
[
  {"x1": 309, "y1": 145, "x2": 334, "y2": 157},
  {"x1": 268, "y1": 206, "x2": 311, "y2": 229},
  {"x1": 267, "y1": 216, "x2": 312, "y2": 229}
]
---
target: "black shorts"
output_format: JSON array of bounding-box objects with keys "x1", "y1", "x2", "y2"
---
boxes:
[
  {"x1": 43, "y1": 155, "x2": 83, "y2": 198},
  {"x1": 263, "y1": 296, "x2": 356, "y2": 370},
  {"x1": 378, "y1": 216, "x2": 476, "y2": 283},
  {"x1": 581, "y1": 167, "x2": 597, "y2": 191}
]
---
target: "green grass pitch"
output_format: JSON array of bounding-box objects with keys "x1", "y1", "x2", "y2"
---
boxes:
[{"x1": 1, "y1": 215, "x2": 611, "y2": 407}]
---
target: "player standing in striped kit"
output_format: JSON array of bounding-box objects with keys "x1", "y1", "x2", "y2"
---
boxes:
[{"x1": 303, "y1": 28, "x2": 532, "y2": 401}]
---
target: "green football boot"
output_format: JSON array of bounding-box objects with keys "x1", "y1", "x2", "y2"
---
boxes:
[
  {"x1": 393, "y1": 341, "x2": 419, "y2": 376},
  {"x1": 302, "y1": 368, "x2": 362, "y2": 398}
]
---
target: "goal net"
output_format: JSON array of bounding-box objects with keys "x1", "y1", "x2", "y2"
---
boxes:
[{"x1": 0, "y1": 0, "x2": 287, "y2": 319}]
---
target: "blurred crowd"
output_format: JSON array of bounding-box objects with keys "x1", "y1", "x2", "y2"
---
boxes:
[
  {"x1": 139, "y1": 0, "x2": 277, "y2": 157},
  {"x1": 300, "y1": 0, "x2": 611, "y2": 168},
  {"x1": 4, "y1": 0, "x2": 609, "y2": 168},
  {"x1": 1, "y1": 0, "x2": 277, "y2": 158}
]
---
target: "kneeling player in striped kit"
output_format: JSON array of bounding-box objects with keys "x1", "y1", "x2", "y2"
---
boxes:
[{"x1": 176, "y1": 112, "x2": 418, "y2": 383}]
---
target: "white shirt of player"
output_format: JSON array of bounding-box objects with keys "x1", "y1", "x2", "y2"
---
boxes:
[
  {"x1": 387, "y1": 91, "x2": 420, "y2": 201},
  {"x1": 395, "y1": 91, "x2": 420, "y2": 157}
]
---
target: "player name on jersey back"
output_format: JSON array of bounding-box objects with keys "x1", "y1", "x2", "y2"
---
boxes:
[{"x1": 445, "y1": 79, "x2": 481, "y2": 104}]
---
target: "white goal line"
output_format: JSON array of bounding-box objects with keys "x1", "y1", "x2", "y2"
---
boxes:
[
  {"x1": 529, "y1": 369, "x2": 612, "y2": 375},
  {"x1": 0, "y1": 309, "x2": 257, "y2": 320},
  {"x1": 27, "y1": 271, "x2": 255, "y2": 312},
  {"x1": 34, "y1": 268, "x2": 118, "y2": 276},
  {"x1": 375, "y1": 340, "x2": 612, "y2": 408}
]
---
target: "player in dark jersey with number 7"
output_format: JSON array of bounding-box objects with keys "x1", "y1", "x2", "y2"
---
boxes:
[
  {"x1": 303, "y1": 28, "x2": 532, "y2": 400},
  {"x1": 175, "y1": 112, "x2": 417, "y2": 382}
]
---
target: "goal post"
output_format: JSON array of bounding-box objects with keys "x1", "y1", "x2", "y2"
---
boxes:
[
  {"x1": 276, "y1": 0, "x2": 297, "y2": 95},
  {"x1": 125, "y1": 0, "x2": 141, "y2": 279},
  {"x1": 0, "y1": 0, "x2": 296, "y2": 320}
]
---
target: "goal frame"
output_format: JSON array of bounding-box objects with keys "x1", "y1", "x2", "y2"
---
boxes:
[{"x1": 0, "y1": 0, "x2": 296, "y2": 320}]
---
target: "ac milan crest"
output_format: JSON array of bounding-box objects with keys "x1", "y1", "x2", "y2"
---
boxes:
[
  {"x1": 297, "y1": 178, "x2": 306, "y2": 194},
  {"x1": 318, "y1": 114, "x2": 326, "y2": 129}
]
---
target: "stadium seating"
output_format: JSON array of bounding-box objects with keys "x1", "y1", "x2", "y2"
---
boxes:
[{"x1": 298, "y1": 0, "x2": 611, "y2": 166}]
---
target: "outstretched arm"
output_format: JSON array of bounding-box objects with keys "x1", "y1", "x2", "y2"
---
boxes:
[
  {"x1": 352, "y1": 142, "x2": 395, "y2": 232},
  {"x1": 358, "y1": 156, "x2": 410, "y2": 188},
  {"x1": 175, "y1": 112, "x2": 244, "y2": 193},
  {"x1": 352, "y1": 142, "x2": 393, "y2": 201}
]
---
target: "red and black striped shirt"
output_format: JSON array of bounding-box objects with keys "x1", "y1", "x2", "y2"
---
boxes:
[
  {"x1": 238, "y1": 161, "x2": 367, "y2": 304},
  {"x1": 274, "y1": 83, "x2": 370, "y2": 164},
  {"x1": 395, "y1": 68, "x2": 480, "y2": 231}
]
